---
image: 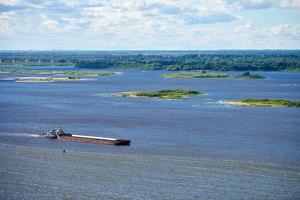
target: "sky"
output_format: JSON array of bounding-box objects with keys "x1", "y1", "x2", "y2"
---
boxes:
[{"x1": 0, "y1": 0, "x2": 300, "y2": 50}]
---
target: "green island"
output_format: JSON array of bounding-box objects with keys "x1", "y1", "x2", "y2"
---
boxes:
[
  {"x1": 120, "y1": 89, "x2": 201, "y2": 99},
  {"x1": 224, "y1": 98, "x2": 300, "y2": 107},
  {"x1": 0, "y1": 69, "x2": 52, "y2": 74},
  {"x1": 62, "y1": 71, "x2": 116, "y2": 76},
  {"x1": 0, "y1": 69, "x2": 117, "y2": 76},
  {"x1": 234, "y1": 72, "x2": 265, "y2": 79},
  {"x1": 163, "y1": 71, "x2": 265, "y2": 79},
  {"x1": 286, "y1": 68, "x2": 300, "y2": 72},
  {"x1": 163, "y1": 71, "x2": 229, "y2": 79},
  {"x1": 5, "y1": 76, "x2": 90, "y2": 83}
]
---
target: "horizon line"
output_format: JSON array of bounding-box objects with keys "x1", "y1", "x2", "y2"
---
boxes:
[{"x1": 0, "y1": 49, "x2": 300, "y2": 51}]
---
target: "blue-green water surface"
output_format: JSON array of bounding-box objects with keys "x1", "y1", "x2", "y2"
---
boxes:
[{"x1": 0, "y1": 66, "x2": 299, "y2": 199}]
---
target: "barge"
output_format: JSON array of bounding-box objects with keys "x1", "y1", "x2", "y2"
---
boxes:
[{"x1": 39, "y1": 128, "x2": 131, "y2": 146}]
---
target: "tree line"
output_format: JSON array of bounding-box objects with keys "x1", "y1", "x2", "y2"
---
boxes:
[
  {"x1": 1, "y1": 51, "x2": 299, "y2": 71},
  {"x1": 75, "y1": 54, "x2": 300, "y2": 71}
]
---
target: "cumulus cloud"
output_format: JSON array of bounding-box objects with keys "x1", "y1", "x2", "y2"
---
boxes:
[
  {"x1": 0, "y1": 0, "x2": 299, "y2": 49},
  {"x1": 138, "y1": 2, "x2": 197, "y2": 15},
  {"x1": 0, "y1": 12, "x2": 17, "y2": 35},
  {"x1": 181, "y1": 13, "x2": 238, "y2": 25},
  {"x1": 0, "y1": 0, "x2": 22, "y2": 5},
  {"x1": 224, "y1": 0, "x2": 300, "y2": 10},
  {"x1": 234, "y1": 21, "x2": 300, "y2": 39},
  {"x1": 266, "y1": 24, "x2": 300, "y2": 39},
  {"x1": 277, "y1": 0, "x2": 300, "y2": 8}
]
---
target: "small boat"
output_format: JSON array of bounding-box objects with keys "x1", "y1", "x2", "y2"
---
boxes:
[
  {"x1": 39, "y1": 128, "x2": 130, "y2": 146},
  {"x1": 39, "y1": 128, "x2": 72, "y2": 139}
]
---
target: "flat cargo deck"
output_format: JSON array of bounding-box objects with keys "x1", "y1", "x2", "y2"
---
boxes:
[{"x1": 58, "y1": 135, "x2": 131, "y2": 145}]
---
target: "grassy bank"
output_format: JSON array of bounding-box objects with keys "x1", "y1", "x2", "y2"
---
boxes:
[
  {"x1": 0, "y1": 69, "x2": 116, "y2": 76},
  {"x1": 163, "y1": 71, "x2": 229, "y2": 79},
  {"x1": 163, "y1": 71, "x2": 265, "y2": 79},
  {"x1": 62, "y1": 71, "x2": 115, "y2": 76},
  {"x1": 234, "y1": 72, "x2": 265, "y2": 79},
  {"x1": 0, "y1": 69, "x2": 51, "y2": 74},
  {"x1": 286, "y1": 68, "x2": 300, "y2": 72},
  {"x1": 121, "y1": 89, "x2": 201, "y2": 99},
  {"x1": 3, "y1": 76, "x2": 89, "y2": 83},
  {"x1": 224, "y1": 98, "x2": 300, "y2": 107}
]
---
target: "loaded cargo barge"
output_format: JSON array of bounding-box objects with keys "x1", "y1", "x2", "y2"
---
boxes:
[{"x1": 39, "y1": 128, "x2": 131, "y2": 146}]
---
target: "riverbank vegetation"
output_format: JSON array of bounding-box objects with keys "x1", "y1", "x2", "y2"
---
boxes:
[
  {"x1": 121, "y1": 89, "x2": 201, "y2": 99},
  {"x1": 75, "y1": 55, "x2": 300, "y2": 71},
  {"x1": 0, "y1": 69, "x2": 51, "y2": 74},
  {"x1": 1, "y1": 50, "x2": 300, "y2": 71},
  {"x1": 163, "y1": 71, "x2": 229, "y2": 78},
  {"x1": 224, "y1": 98, "x2": 300, "y2": 107},
  {"x1": 285, "y1": 68, "x2": 300, "y2": 72},
  {"x1": 234, "y1": 72, "x2": 265, "y2": 79},
  {"x1": 2, "y1": 76, "x2": 90, "y2": 83},
  {"x1": 62, "y1": 71, "x2": 115, "y2": 76},
  {"x1": 18, "y1": 77, "x2": 82, "y2": 82},
  {"x1": 163, "y1": 71, "x2": 265, "y2": 79},
  {"x1": 0, "y1": 69, "x2": 116, "y2": 76}
]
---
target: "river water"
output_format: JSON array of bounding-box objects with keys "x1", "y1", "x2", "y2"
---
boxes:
[{"x1": 0, "y1": 66, "x2": 299, "y2": 199}]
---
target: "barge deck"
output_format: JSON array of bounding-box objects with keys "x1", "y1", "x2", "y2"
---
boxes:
[
  {"x1": 58, "y1": 134, "x2": 131, "y2": 145},
  {"x1": 40, "y1": 128, "x2": 131, "y2": 146}
]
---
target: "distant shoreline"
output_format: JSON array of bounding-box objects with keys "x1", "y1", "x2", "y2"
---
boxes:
[
  {"x1": 1, "y1": 50, "x2": 299, "y2": 72},
  {"x1": 1, "y1": 77, "x2": 93, "y2": 83}
]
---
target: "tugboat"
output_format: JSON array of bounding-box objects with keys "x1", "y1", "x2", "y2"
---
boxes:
[
  {"x1": 39, "y1": 128, "x2": 72, "y2": 139},
  {"x1": 40, "y1": 128, "x2": 131, "y2": 145}
]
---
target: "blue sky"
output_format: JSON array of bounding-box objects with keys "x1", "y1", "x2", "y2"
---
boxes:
[{"x1": 0, "y1": 0, "x2": 299, "y2": 50}]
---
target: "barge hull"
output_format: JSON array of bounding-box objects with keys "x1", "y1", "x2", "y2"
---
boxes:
[{"x1": 58, "y1": 136, "x2": 130, "y2": 145}]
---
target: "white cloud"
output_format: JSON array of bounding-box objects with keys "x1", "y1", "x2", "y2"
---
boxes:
[
  {"x1": 41, "y1": 18, "x2": 60, "y2": 32},
  {"x1": 224, "y1": 0, "x2": 300, "y2": 10},
  {"x1": 0, "y1": 12, "x2": 17, "y2": 35},
  {"x1": 276, "y1": 0, "x2": 300, "y2": 8},
  {"x1": 266, "y1": 24, "x2": 300, "y2": 38},
  {"x1": 234, "y1": 21, "x2": 300, "y2": 39},
  {"x1": 0, "y1": 0, "x2": 22, "y2": 5},
  {"x1": 0, "y1": 0, "x2": 299, "y2": 49}
]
